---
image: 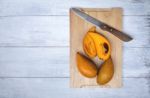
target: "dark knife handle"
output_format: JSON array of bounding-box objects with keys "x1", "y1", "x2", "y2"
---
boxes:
[{"x1": 100, "y1": 24, "x2": 133, "y2": 42}]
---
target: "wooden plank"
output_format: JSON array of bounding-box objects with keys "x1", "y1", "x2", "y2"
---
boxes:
[
  {"x1": 0, "y1": 78, "x2": 149, "y2": 98},
  {"x1": 70, "y1": 8, "x2": 122, "y2": 88},
  {"x1": 0, "y1": 47, "x2": 69, "y2": 77},
  {"x1": 0, "y1": 16, "x2": 149, "y2": 47},
  {"x1": 0, "y1": 47, "x2": 149, "y2": 78},
  {"x1": 0, "y1": 16, "x2": 69, "y2": 46},
  {"x1": 0, "y1": 0, "x2": 149, "y2": 16}
]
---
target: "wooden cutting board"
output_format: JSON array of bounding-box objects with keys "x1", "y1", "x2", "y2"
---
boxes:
[{"x1": 70, "y1": 8, "x2": 123, "y2": 88}]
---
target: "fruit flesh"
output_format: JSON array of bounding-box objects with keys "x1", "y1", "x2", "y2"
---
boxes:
[
  {"x1": 88, "y1": 32, "x2": 111, "y2": 61},
  {"x1": 83, "y1": 33, "x2": 97, "y2": 58},
  {"x1": 76, "y1": 27, "x2": 113, "y2": 85},
  {"x1": 83, "y1": 27, "x2": 111, "y2": 61},
  {"x1": 76, "y1": 52, "x2": 97, "y2": 78}
]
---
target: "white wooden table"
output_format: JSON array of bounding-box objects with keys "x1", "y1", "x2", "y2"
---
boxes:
[{"x1": 0, "y1": 0, "x2": 150, "y2": 98}]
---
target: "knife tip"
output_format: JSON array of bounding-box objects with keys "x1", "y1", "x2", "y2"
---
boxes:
[
  {"x1": 70, "y1": 7, "x2": 82, "y2": 11},
  {"x1": 123, "y1": 36, "x2": 133, "y2": 42}
]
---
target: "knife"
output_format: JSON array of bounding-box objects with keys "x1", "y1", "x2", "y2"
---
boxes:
[{"x1": 71, "y1": 8, "x2": 132, "y2": 42}]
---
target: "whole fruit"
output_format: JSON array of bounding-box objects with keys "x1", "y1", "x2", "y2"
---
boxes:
[
  {"x1": 76, "y1": 52, "x2": 98, "y2": 78},
  {"x1": 97, "y1": 57, "x2": 114, "y2": 85}
]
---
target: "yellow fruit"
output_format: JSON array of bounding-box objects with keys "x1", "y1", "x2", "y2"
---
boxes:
[
  {"x1": 97, "y1": 57, "x2": 114, "y2": 85},
  {"x1": 83, "y1": 33, "x2": 97, "y2": 58},
  {"x1": 76, "y1": 52, "x2": 98, "y2": 78},
  {"x1": 83, "y1": 27, "x2": 111, "y2": 61},
  {"x1": 88, "y1": 32, "x2": 111, "y2": 61}
]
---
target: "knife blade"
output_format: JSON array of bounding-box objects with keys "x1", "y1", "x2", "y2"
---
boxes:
[{"x1": 71, "y1": 8, "x2": 132, "y2": 42}]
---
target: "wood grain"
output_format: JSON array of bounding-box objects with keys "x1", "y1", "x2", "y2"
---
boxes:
[
  {"x1": 0, "y1": 16, "x2": 69, "y2": 46},
  {"x1": 0, "y1": 0, "x2": 149, "y2": 16},
  {"x1": 0, "y1": 47, "x2": 149, "y2": 78},
  {"x1": 70, "y1": 8, "x2": 122, "y2": 88},
  {"x1": 0, "y1": 47, "x2": 69, "y2": 77},
  {"x1": 0, "y1": 0, "x2": 150, "y2": 97},
  {"x1": 0, "y1": 78, "x2": 150, "y2": 98},
  {"x1": 0, "y1": 16, "x2": 149, "y2": 47}
]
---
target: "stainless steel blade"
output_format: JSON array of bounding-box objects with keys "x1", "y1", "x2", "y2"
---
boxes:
[{"x1": 71, "y1": 8, "x2": 132, "y2": 42}]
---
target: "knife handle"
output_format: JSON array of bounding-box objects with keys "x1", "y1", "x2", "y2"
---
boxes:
[{"x1": 100, "y1": 24, "x2": 133, "y2": 42}]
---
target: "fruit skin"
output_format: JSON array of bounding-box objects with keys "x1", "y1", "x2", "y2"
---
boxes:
[
  {"x1": 83, "y1": 27, "x2": 111, "y2": 61},
  {"x1": 88, "y1": 26, "x2": 96, "y2": 32},
  {"x1": 88, "y1": 32, "x2": 111, "y2": 61},
  {"x1": 76, "y1": 52, "x2": 98, "y2": 78},
  {"x1": 97, "y1": 57, "x2": 114, "y2": 85},
  {"x1": 83, "y1": 27, "x2": 97, "y2": 58}
]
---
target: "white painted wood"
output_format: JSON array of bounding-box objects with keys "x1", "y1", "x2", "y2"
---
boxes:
[
  {"x1": 0, "y1": 47, "x2": 149, "y2": 77},
  {"x1": 0, "y1": 16, "x2": 149, "y2": 47},
  {"x1": 0, "y1": 16, "x2": 69, "y2": 46},
  {"x1": 0, "y1": 78, "x2": 149, "y2": 98},
  {"x1": 0, "y1": 47, "x2": 69, "y2": 77},
  {"x1": 0, "y1": 0, "x2": 149, "y2": 16},
  {"x1": 0, "y1": 0, "x2": 149, "y2": 97}
]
